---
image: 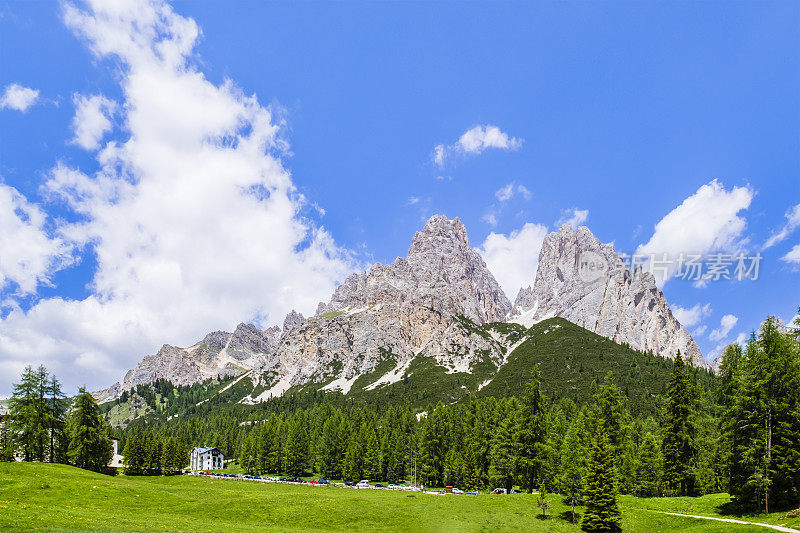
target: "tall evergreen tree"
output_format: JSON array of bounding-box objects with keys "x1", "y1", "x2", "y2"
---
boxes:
[
  {"x1": 729, "y1": 318, "x2": 800, "y2": 511},
  {"x1": 661, "y1": 353, "x2": 695, "y2": 495},
  {"x1": 46, "y1": 375, "x2": 69, "y2": 463},
  {"x1": 284, "y1": 415, "x2": 308, "y2": 477},
  {"x1": 582, "y1": 424, "x2": 622, "y2": 533},
  {"x1": 123, "y1": 435, "x2": 146, "y2": 475},
  {"x1": 8, "y1": 365, "x2": 48, "y2": 461},
  {"x1": 489, "y1": 412, "x2": 516, "y2": 492},
  {"x1": 515, "y1": 368, "x2": 548, "y2": 493},
  {"x1": 67, "y1": 388, "x2": 113, "y2": 472}
]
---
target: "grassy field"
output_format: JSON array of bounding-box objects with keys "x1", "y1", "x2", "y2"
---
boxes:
[{"x1": 1, "y1": 463, "x2": 796, "y2": 532}]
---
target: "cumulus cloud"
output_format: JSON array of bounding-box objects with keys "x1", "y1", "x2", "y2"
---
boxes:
[
  {"x1": 0, "y1": 0, "x2": 356, "y2": 395},
  {"x1": 672, "y1": 303, "x2": 712, "y2": 328},
  {"x1": 477, "y1": 222, "x2": 549, "y2": 299},
  {"x1": 433, "y1": 125, "x2": 522, "y2": 168},
  {"x1": 764, "y1": 203, "x2": 800, "y2": 249},
  {"x1": 0, "y1": 84, "x2": 40, "y2": 112},
  {"x1": 636, "y1": 179, "x2": 754, "y2": 285},
  {"x1": 710, "y1": 314, "x2": 738, "y2": 341},
  {"x1": 0, "y1": 184, "x2": 73, "y2": 294},
  {"x1": 482, "y1": 213, "x2": 498, "y2": 227},
  {"x1": 555, "y1": 207, "x2": 589, "y2": 229},
  {"x1": 71, "y1": 94, "x2": 117, "y2": 150}
]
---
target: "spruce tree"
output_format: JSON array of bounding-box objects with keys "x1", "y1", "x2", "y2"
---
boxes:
[
  {"x1": 67, "y1": 388, "x2": 113, "y2": 472},
  {"x1": 581, "y1": 424, "x2": 622, "y2": 533},
  {"x1": 123, "y1": 435, "x2": 146, "y2": 475},
  {"x1": 46, "y1": 375, "x2": 69, "y2": 463},
  {"x1": 729, "y1": 317, "x2": 800, "y2": 511},
  {"x1": 284, "y1": 415, "x2": 308, "y2": 477},
  {"x1": 515, "y1": 368, "x2": 548, "y2": 493},
  {"x1": 8, "y1": 365, "x2": 48, "y2": 461},
  {"x1": 489, "y1": 412, "x2": 516, "y2": 492},
  {"x1": 661, "y1": 353, "x2": 695, "y2": 495}
]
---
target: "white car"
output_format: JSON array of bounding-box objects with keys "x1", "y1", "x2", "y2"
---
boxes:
[
  {"x1": 452, "y1": 488, "x2": 464, "y2": 494},
  {"x1": 356, "y1": 480, "x2": 370, "y2": 489},
  {"x1": 388, "y1": 484, "x2": 399, "y2": 490}
]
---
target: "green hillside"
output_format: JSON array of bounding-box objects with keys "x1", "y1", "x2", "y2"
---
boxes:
[
  {"x1": 479, "y1": 318, "x2": 714, "y2": 418},
  {"x1": 0, "y1": 462, "x2": 781, "y2": 533}
]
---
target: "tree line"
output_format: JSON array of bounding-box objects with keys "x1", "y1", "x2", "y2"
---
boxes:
[{"x1": 1, "y1": 366, "x2": 115, "y2": 473}]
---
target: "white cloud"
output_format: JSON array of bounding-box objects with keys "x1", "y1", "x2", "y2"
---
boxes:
[
  {"x1": 672, "y1": 303, "x2": 712, "y2": 328},
  {"x1": 433, "y1": 124, "x2": 522, "y2": 168},
  {"x1": 71, "y1": 94, "x2": 117, "y2": 150},
  {"x1": 0, "y1": 184, "x2": 73, "y2": 294},
  {"x1": 782, "y1": 243, "x2": 800, "y2": 264},
  {"x1": 477, "y1": 222, "x2": 549, "y2": 298},
  {"x1": 0, "y1": 84, "x2": 39, "y2": 112},
  {"x1": 764, "y1": 203, "x2": 800, "y2": 249},
  {"x1": 494, "y1": 182, "x2": 530, "y2": 202},
  {"x1": 636, "y1": 179, "x2": 754, "y2": 285},
  {"x1": 0, "y1": 0, "x2": 356, "y2": 395},
  {"x1": 693, "y1": 325, "x2": 707, "y2": 336},
  {"x1": 495, "y1": 183, "x2": 514, "y2": 202},
  {"x1": 555, "y1": 207, "x2": 589, "y2": 229},
  {"x1": 710, "y1": 314, "x2": 738, "y2": 341},
  {"x1": 482, "y1": 213, "x2": 498, "y2": 227}
]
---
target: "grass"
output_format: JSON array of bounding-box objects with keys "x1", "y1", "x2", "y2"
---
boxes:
[
  {"x1": 621, "y1": 493, "x2": 800, "y2": 530},
  {"x1": 0, "y1": 463, "x2": 780, "y2": 532}
]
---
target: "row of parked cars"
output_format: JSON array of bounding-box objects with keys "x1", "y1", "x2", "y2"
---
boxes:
[
  {"x1": 191, "y1": 472, "x2": 331, "y2": 485},
  {"x1": 190, "y1": 472, "x2": 516, "y2": 495}
]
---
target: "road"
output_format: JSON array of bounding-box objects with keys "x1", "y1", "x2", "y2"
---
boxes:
[{"x1": 650, "y1": 511, "x2": 800, "y2": 532}]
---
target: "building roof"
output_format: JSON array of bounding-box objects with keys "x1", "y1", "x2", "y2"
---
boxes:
[{"x1": 192, "y1": 446, "x2": 222, "y2": 454}]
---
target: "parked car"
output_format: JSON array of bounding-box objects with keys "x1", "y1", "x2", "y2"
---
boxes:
[
  {"x1": 344, "y1": 481, "x2": 355, "y2": 486},
  {"x1": 356, "y1": 480, "x2": 370, "y2": 488},
  {"x1": 318, "y1": 478, "x2": 329, "y2": 485},
  {"x1": 452, "y1": 488, "x2": 464, "y2": 494},
  {"x1": 491, "y1": 488, "x2": 507, "y2": 495},
  {"x1": 466, "y1": 490, "x2": 479, "y2": 495},
  {"x1": 374, "y1": 483, "x2": 385, "y2": 488}
]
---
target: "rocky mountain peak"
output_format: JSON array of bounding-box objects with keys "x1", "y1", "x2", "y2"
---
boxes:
[
  {"x1": 409, "y1": 215, "x2": 469, "y2": 254},
  {"x1": 509, "y1": 224, "x2": 706, "y2": 367},
  {"x1": 319, "y1": 215, "x2": 510, "y2": 324},
  {"x1": 282, "y1": 310, "x2": 305, "y2": 332}
]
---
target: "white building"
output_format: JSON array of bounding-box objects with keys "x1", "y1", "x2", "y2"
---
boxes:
[
  {"x1": 109, "y1": 437, "x2": 124, "y2": 468},
  {"x1": 190, "y1": 446, "x2": 224, "y2": 471}
]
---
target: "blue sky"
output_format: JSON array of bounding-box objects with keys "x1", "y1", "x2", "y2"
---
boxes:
[{"x1": 0, "y1": 0, "x2": 798, "y2": 395}]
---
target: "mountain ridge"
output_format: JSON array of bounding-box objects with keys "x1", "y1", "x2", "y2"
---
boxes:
[{"x1": 96, "y1": 215, "x2": 707, "y2": 403}]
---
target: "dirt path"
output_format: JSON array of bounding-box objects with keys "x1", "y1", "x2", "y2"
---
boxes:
[{"x1": 650, "y1": 510, "x2": 800, "y2": 532}]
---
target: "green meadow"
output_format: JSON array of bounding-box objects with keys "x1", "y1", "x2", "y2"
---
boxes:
[{"x1": 2, "y1": 463, "x2": 798, "y2": 532}]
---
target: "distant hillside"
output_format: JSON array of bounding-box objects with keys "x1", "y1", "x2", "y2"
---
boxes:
[{"x1": 103, "y1": 317, "x2": 713, "y2": 426}]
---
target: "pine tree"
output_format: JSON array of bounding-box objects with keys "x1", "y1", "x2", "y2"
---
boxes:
[
  {"x1": 489, "y1": 412, "x2": 516, "y2": 492},
  {"x1": 46, "y1": 375, "x2": 69, "y2": 463},
  {"x1": 123, "y1": 435, "x2": 146, "y2": 475},
  {"x1": 581, "y1": 424, "x2": 622, "y2": 533},
  {"x1": 363, "y1": 422, "x2": 381, "y2": 481},
  {"x1": 67, "y1": 388, "x2": 113, "y2": 472},
  {"x1": 561, "y1": 415, "x2": 586, "y2": 503},
  {"x1": 661, "y1": 353, "x2": 695, "y2": 495},
  {"x1": 8, "y1": 365, "x2": 48, "y2": 461},
  {"x1": 515, "y1": 368, "x2": 548, "y2": 493},
  {"x1": 729, "y1": 317, "x2": 800, "y2": 511},
  {"x1": 284, "y1": 415, "x2": 308, "y2": 477},
  {"x1": 636, "y1": 431, "x2": 662, "y2": 496}
]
